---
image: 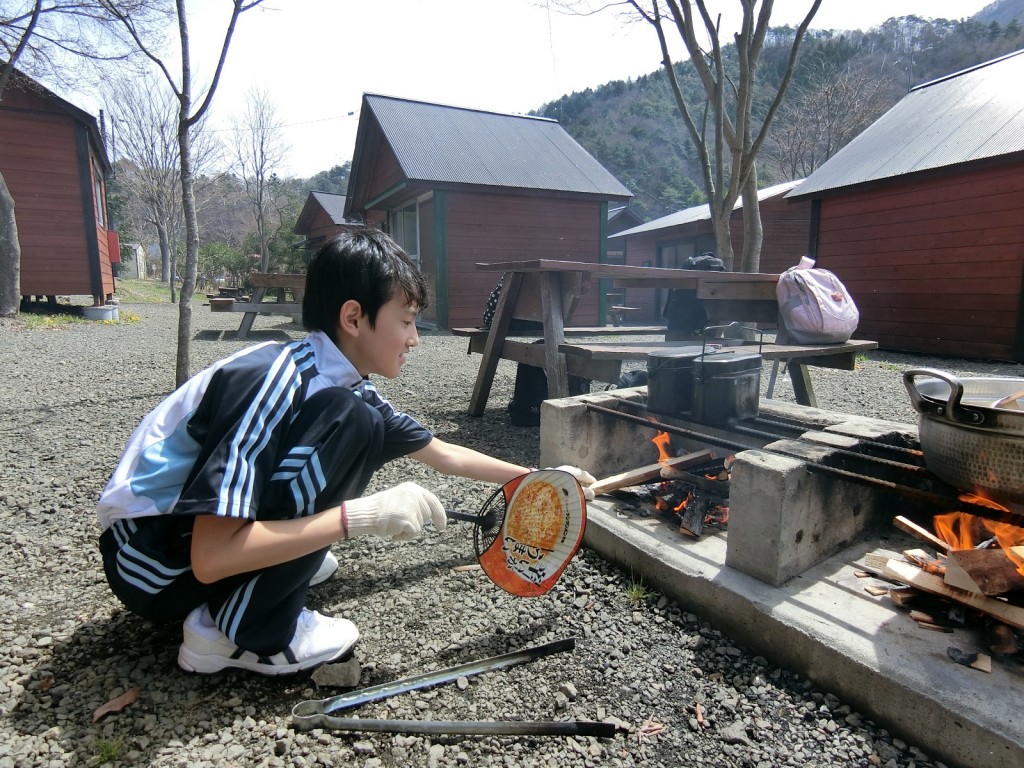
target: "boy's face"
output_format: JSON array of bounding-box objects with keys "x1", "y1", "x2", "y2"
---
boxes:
[{"x1": 347, "y1": 294, "x2": 420, "y2": 379}]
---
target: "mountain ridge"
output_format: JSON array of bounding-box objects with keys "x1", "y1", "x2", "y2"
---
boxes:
[{"x1": 535, "y1": 0, "x2": 1024, "y2": 220}]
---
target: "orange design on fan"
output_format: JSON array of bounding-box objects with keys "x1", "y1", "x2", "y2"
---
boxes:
[{"x1": 477, "y1": 471, "x2": 586, "y2": 598}]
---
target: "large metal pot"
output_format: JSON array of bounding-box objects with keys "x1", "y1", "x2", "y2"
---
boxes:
[{"x1": 903, "y1": 368, "x2": 1024, "y2": 505}]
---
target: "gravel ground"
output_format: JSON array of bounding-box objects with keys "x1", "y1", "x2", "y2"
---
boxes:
[{"x1": 1, "y1": 302, "x2": 1021, "y2": 768}]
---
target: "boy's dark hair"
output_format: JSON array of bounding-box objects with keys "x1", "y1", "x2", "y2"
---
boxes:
[{"x1": 302, "y1": 226, "x2": 428, "y2": 337}]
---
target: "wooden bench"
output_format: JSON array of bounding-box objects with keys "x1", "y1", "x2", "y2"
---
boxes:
[
  {"x1": 210, "y1": 273, "x2": 305, "y2": 339},
  {"x1": 451, "y1": 325, "x2": 667, "y2": 340},
  {"x1": 210, "y1": 299, "x2": 302, "y2": 316},
  {"x1": 556, "y1": 338, "x2": 879, "y2": 407},
  {"x1": 608, "y1": 305, "x2": 642, "y2": 326},
  {"x1": 452, "y1": 326, "x2": 671, "y2": 391}
]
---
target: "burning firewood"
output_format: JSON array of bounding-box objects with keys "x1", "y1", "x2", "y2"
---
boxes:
[
  {"x1": 677, "y1": 495, "x2": 706, "y2": 538},
  {"x1": 944, "y1": 548, "x2": 1024, "y2": 596},
  {"x1": 985, "y1": 621, "x2": 1021, "y2": 655},
  {"x1": 883, "y1": 559, "x2": 1024, "y2": 631},
  {"x1": 893, "y1": 516, "x2": 950, "y2": 553},
  {"x1": 902, "y1": 548, "x2": 946, "y2": 576},
  {"x1": 590, "y1": 449, "x2": 714, "y2": 496}
]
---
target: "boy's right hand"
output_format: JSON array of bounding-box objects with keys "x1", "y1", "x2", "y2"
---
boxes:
[{"x1": 343, "y1": 482, "x2": 447, "y2": 541}]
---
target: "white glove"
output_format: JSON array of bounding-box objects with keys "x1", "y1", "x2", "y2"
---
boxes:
[
  {"x1": 343, "y1": 482, "x2": 447, "y2": 541},
  {"x1": 545, "y1": 465, "x2": 597, "y2": 501}
]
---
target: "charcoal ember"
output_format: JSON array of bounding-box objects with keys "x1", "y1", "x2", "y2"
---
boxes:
[
  {"x1": 704, "y1": 501, "x2": 729, "y2": 530},
  {"x1": 946, "y1": 646, "x2": 978, "y2": 667},
  {"x1": 678, "y1": 492, "x2": 710, "y2": 537}
]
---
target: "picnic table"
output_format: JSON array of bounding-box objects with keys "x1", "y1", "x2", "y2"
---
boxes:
[
  {"x1": 453, "y1": 259, "x2": 878, "y2": 416},
  {"x1": 210, "y1": 273, "x2": 305, "y2": 339}
]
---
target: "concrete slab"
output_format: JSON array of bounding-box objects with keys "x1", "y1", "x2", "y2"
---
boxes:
[{"x1": 583, "y1": 499, "x2": 1024, "y2": 768}]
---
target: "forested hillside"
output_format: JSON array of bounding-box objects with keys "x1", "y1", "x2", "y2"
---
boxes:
[{"x1": 536, "y1": 1, "x2": 1024, "y2": 221}]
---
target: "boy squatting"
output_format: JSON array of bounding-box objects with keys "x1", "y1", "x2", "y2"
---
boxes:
[{"x1": 96, "y1": 227, "x2": 596, "y2": 676}]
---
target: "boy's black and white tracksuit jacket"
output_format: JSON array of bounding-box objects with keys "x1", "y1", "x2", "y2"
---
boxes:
[{"x1": 97, "y1": 330, "x2": 431, "y2": 604}]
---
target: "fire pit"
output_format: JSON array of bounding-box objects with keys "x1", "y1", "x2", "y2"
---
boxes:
[
  {"x1": 539, "y1": 387, "x2": 1024, "y2": 768},
  {"x1": 540, "y1": 387, "x2": 949, "y2": 585}
]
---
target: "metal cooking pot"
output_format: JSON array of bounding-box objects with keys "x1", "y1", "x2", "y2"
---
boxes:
[{"x1": 903, "y1": 368, "x2": 1024, "y2": 505}]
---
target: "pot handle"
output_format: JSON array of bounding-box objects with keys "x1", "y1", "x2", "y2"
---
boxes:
[
  {"x1": 902, "y1": 368, "x2": 986, "y2": 426},
  {"x1": 700, "y1": 323, "x2": 763, "y2": 356}
]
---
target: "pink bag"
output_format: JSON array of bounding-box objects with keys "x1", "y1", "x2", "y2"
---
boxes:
[{"x1": 776, "y1": 261, "x2": 859, "y2": 344}]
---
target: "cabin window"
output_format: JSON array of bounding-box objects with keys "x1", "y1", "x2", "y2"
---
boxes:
[
  {"x1": 657, "y1": 241, "x2": 694, "y2": 269},
  {"x1": 389, "y1": 202, "x2": 419, "y2": 263},
  {"x1": 92, "y1": 160, "x2": 106, "y2": 228}
]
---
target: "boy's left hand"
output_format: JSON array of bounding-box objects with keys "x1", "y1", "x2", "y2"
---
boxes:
[{"x1": 545, "y1": 465, "x2": 597, "y2": 500}]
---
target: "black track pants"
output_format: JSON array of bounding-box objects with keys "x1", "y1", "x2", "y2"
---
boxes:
[{"x1": 100, "y1": 387, "x2": 384, "y2": 654}]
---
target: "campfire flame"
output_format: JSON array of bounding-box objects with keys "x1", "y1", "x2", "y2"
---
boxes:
[
  {"x1": 652, "y1": 431, "x2": 673, "y2": 465},
  {"x1": 934, "y1": 498, "x2": 1024, "y2": 576},
  {"x1": 649, "y1": 431, "x2": 729, "y2": 532},
  {"x1": 674, "y1": 491, "x2": 690, "y2": 513}
]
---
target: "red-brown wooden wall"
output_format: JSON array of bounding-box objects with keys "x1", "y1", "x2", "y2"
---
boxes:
[
  {"x1": 0, "y1": 81, "x2": 113, "y2": 300},
  {"x1": 812, "y1": 162, "x2": 1024, "y2": 361},
  {"x1": 443, "y1": 191, "x2": 605, "y2": 328},
  {"x1": 365, "y1": 133, "x2": 405, "y2": 204},
  {"x1": 303, "y1": 207, "x2": 347, "y2": 245},
  {"x1": 612, "y1": 195, "x2": 813, "y2": 323},
  {"x1": 352, "y1": 124, "x2": 622, "y2": 329}
]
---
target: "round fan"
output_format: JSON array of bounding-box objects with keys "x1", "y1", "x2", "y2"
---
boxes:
[{"x1": 448, "y1": 469, "x2": 587, "y2": 597}]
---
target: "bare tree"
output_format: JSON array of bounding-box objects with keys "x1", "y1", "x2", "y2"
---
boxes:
[
  {"x1": 764, "y1": 62, "x2": 894, "y2": 180},
  {"x1": 109, "y1": 75, "x2": 182, "y2": 285},
  {"x1": 193, "y1": 171, "x2": 252, "y2": 251},
  {"x1": 102, "y1": 0, "x2": 266, "y2": 385},
  {"x1": 590, "y1": 1, "x2": 822, "y2": 272},
  {"x1": 231, "y1": 88, "x2": 288, "y2": 273},
  {"x1": 109, "y1": 72, "x2": 220, "y2": 296},
  {"x1": 2, "y1": 0, "x2": 154, "y2": 88},
  {"x1": 0, "y1": 1, "x2": 162, "y2": 316}
]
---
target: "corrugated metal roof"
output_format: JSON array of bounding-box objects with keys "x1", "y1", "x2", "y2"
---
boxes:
[
  {"x1": 311, "y1": 191, "x2": 347, "y2": 224},
  {"x1": 610, "y1": 179, "x2": 803, "y2": 238},
  {"x1": 789, "y1": 49, "x2": 1024, "y2": 199},
  {"x1": 363, "y1": 93, "x2": 632, "y2": 198}
]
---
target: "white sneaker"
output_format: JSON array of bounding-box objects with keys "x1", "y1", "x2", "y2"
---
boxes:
[
  {"x1": 177, "y1": 604, "x2": 359, "y2": 676},
  {"x1": 310, "y1": 550, "x2": 339, "y2": 586}
]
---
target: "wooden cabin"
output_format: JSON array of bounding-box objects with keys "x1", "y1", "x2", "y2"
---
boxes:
[
  {"x1": 605, "y1": 205, "x2": 644, "y2": 265},
  {"x1": 293, "y1": 191, "x2": 354, "y2": 263},
  {"x1": 344, "y1": 94, "x2": 633, "y2": 329},
  {"x1": 0, "y1": 69, "x2": 115, "y2": 305},
  {"x1": 788, "y1": 50, "x2": 1024, "y2": 362},
  {"x1": 607, "y1": 180, "x2": 810, "y2": 323}
]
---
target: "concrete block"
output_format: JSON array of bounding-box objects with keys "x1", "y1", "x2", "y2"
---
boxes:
[
  {"x1": 540, "y1": 389, "x2": 656, "y2": 479},
  {"x1": 824, "y1": 415, "x2": 918, "y2": 444},
  {"x1": 727, "y1": 445, "x2": 880, "y2": 585}
]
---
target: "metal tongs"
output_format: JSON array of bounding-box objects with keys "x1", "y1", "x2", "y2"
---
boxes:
[{"x1": 291, "y1": 637, "x2": 616, "y2": 737}]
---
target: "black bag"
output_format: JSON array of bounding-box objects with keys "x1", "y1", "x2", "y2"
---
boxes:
[
  {"x1": 508, "y1": 357, "x2": 590, "y2": 427},
  {"x1": 482, "y1": 278, "x2": 502, "y2": 328},
  {"x1": 664, "y1": 252, "x2": 726, "y2": 335},
  {"x1": 686, "y1": 252, "x2": 725, "y2": 271},
  {"x1": 482, "y1": 277, "x2": 542, "y2": 332}
]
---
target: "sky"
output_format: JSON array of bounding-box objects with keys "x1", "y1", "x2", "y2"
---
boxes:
[{"x1": 116, "y1": 0, "x2": 998, "y2": 178}]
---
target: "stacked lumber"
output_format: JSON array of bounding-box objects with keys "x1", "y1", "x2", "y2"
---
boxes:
[{"x1": 856, "y1": 515, "x2": 1024, "y2": 671}]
